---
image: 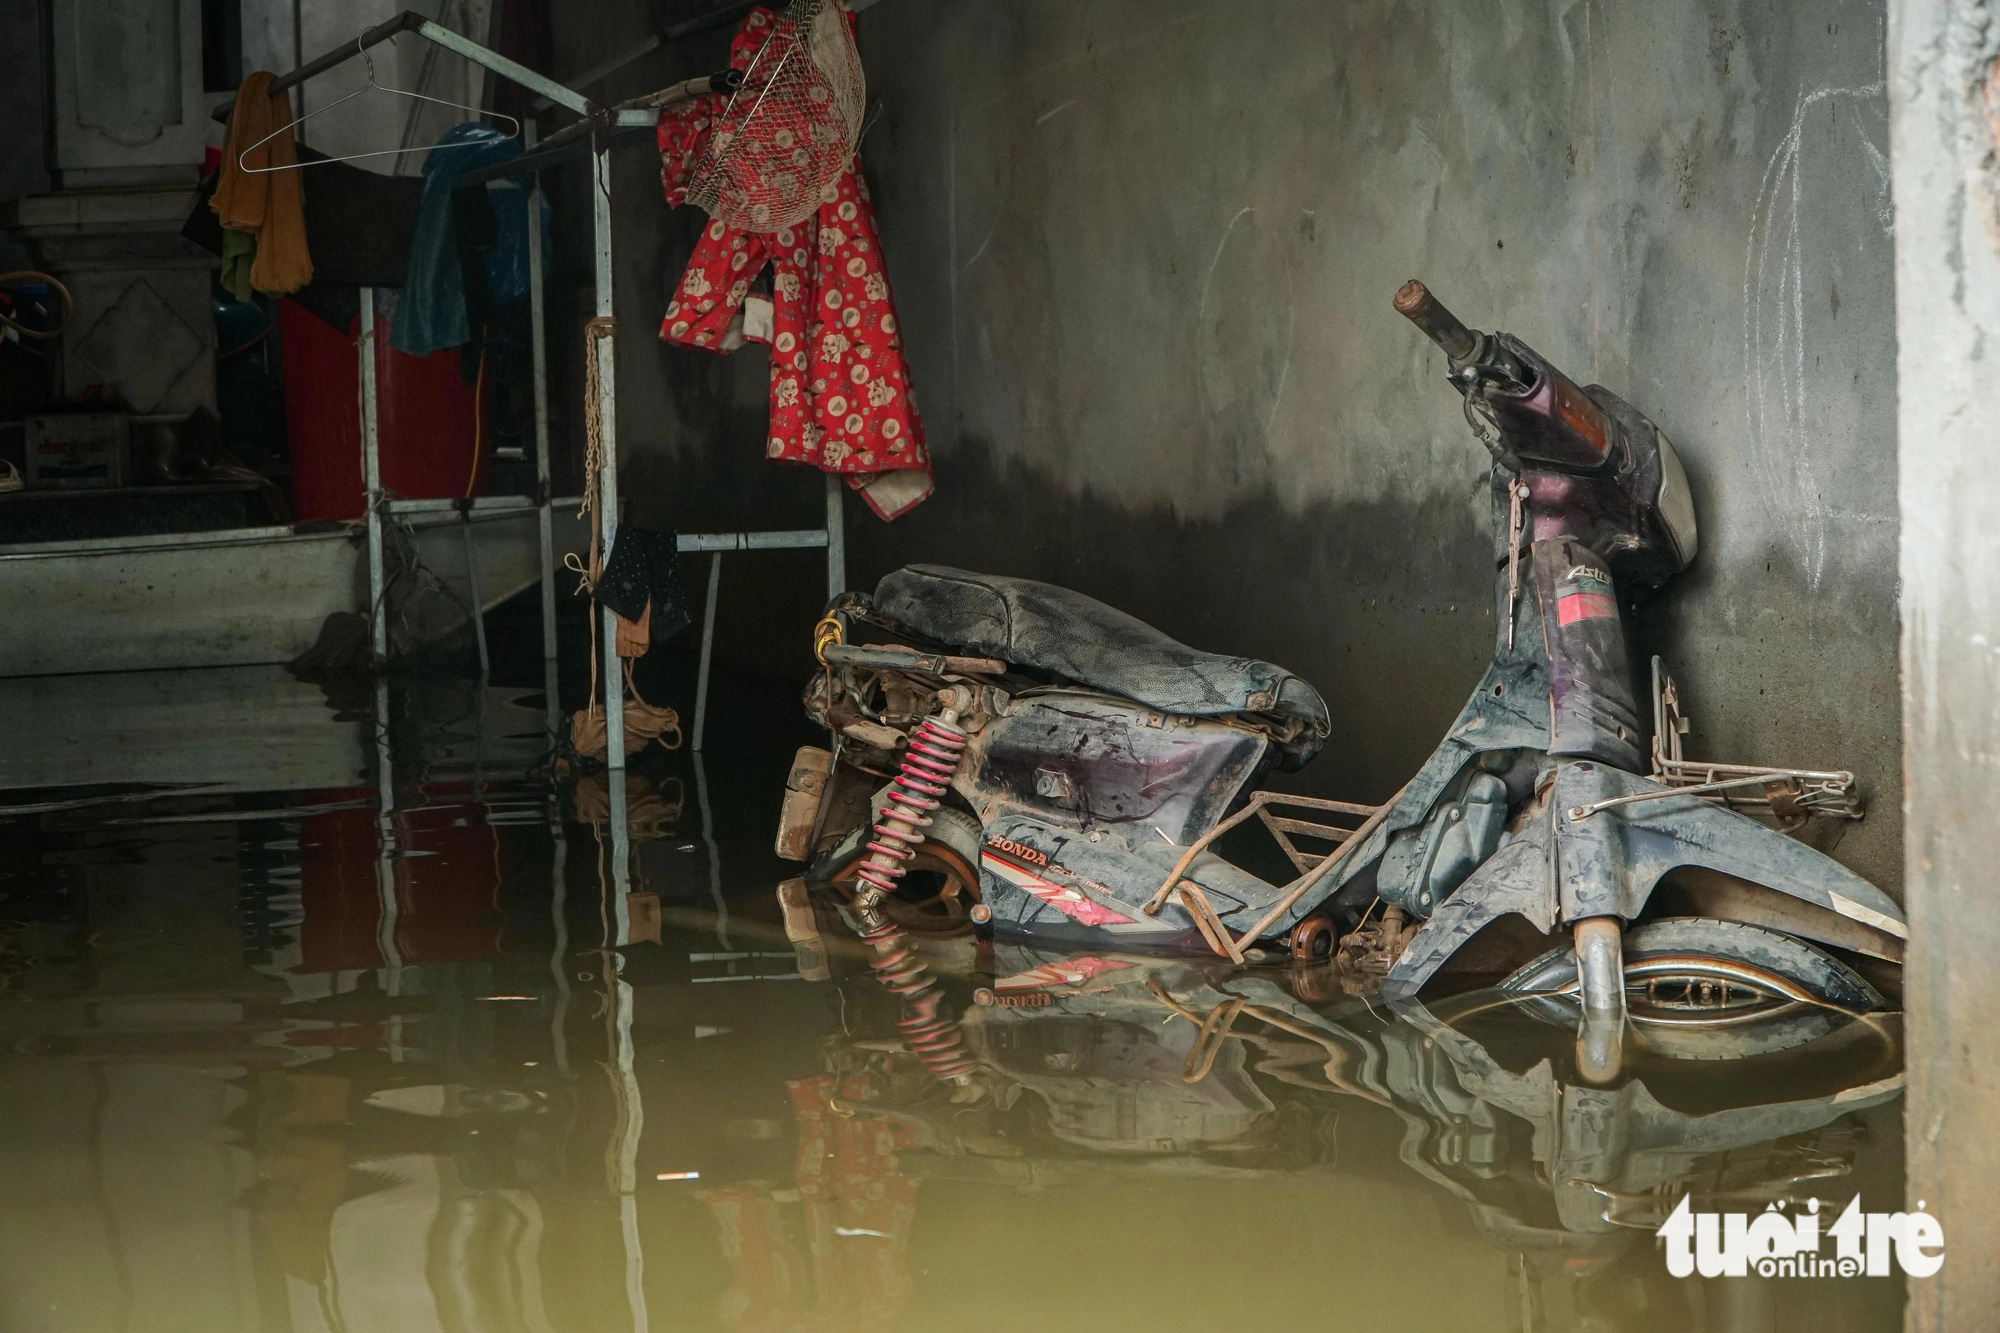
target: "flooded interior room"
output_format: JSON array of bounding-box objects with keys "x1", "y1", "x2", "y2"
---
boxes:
[{"x1": 1, "y1": 0, "x2": 1995, "y2": 1329}]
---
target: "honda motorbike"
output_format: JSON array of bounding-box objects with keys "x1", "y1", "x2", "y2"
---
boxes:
[{"x1": 776, "y1": 281, "x2": 1907, "y2": 1076}]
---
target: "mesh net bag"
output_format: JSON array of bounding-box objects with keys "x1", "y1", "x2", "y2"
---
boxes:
[{"x1": 686, "y1": 0, "x2": 867, "y2": 232}]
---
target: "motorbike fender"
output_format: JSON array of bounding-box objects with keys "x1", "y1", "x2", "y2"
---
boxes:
[{"x1": 1551, "y1": 762, "x2": 1906, "y2": 942}]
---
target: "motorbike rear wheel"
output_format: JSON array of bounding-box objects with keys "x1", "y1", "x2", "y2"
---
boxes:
[
  {"x1": 825, "y1": 806, "x2": 985, "y2": 934},
  {"x1": 1499, "y1": 917, "x2": 1885, "y2": 1060}
]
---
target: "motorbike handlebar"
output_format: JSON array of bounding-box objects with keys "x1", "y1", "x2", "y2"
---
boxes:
[{"x1": 1394, "y1": 280, "x2": 1478, "y2": 362}]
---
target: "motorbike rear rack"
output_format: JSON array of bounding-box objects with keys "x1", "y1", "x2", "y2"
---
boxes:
[
  {"x1": 1142, "y1": 790, "x2": 1391, "y2": 960},
  {"x1": 1642, "y1": 657, "x2": 1862, "y2": 827}
]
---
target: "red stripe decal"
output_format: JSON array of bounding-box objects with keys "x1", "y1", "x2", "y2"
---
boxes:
[
  {"x1": 1558, "y1": 592, "x2": 1617, "y2": 625},
  {"x1": 995, "y1": 957, "x2": 1135, "y2": 992},
  {"x1": 980, "y1": 851, "x2": 1135, "y2": 926}
]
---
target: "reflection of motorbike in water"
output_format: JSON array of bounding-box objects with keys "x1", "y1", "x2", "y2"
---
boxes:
[{"x1": 772, "y1": 915, "x2": 1903, "y2": 1330}]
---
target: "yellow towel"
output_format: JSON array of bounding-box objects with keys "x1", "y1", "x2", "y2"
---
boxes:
[{"x1": 212, "y1": 72, "x2": 313, "y2": 295}]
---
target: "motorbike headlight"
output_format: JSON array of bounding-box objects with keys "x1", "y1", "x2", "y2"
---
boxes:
[{"x1": 1654, "y1": 429, "x2": 1699, "y2": 566}]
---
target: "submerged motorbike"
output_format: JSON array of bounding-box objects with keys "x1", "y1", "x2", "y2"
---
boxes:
[{"x1": 777, "y1": 281, "x2": 1907, "y2": 1074}]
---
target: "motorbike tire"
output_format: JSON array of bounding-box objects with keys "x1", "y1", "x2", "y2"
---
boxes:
[{"x1": 1499, "y1": 917, "x2": 1885, "y2": 1061}]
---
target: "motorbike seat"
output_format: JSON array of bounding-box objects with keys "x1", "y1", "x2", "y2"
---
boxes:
[{"x1": 872, "y1": 565, "x2": 1330, "y2": 765}]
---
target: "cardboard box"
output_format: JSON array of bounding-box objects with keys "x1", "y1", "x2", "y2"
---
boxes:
[{"x1": 23, "y1": 413, "x2": 127, "y2": 488}]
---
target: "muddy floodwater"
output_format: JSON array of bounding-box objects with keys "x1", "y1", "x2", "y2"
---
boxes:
[{"x1": 0, "y1": 664, "x2": 1907, "y2": 1332}]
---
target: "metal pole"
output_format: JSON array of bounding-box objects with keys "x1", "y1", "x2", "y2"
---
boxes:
[
  {"x1": 413, "y1": 18, "x2": 589, "y2": 113},
  {"x1": 824, "y1": 471, "x2": 845, "y2": 601},
  {"x1": 527, "y1": 125, "x2": 558, "y2": 663},
  {"x1": 374, "y1": 678, "x2": 404, "y2": 1028},
  {"x1": 691, "y1": 552, "x2": 722, "y2": 752},
  {"x1": 695, "y1": 752, "x2": 728, "y2": 950},
  {"x1": 608, "y1": 765, "x2": 633, "y2": 915},
  {"x1": 592, "y1": 140, "x2": 628, "y2": 768},
  {"x1": 361, "y1": 288, "x2": 388, "y2": 664},
  {"x1": 546, "y1": 652, "x2": 571, "y2": 1076},
  {"x1": 610, "y1": 970, "x2": 647, "y2": 1333},
  {"x1": 462, "y1": 515, "x2": 490, "y2": 679}
]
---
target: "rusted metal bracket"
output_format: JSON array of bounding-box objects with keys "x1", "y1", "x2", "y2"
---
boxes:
[
  {"x1": 1142, "y1": 790, "x2": 1377, "y2": 916},
  {"x1": 1647, "y1": 657, "x2": 1862, "y2": 826},
  {"x1": 1177, "y1": 885, "x2": 1244, "y2": 964},
  {"x1": 820, "y1": 643, "x2": 1007, "y2": 677},
  {"x1": 1226, "y1": 791, "x2": 1405, "y2": 956}
]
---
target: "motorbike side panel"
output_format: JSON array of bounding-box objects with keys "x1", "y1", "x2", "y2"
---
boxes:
[
  {"x1": 1385, "y1": 763, "x2": 1907, "y2": 993},
  {"x1": 1307, "y1": 633, "x2": 1553, "y2": 936},
  {"x1": 1385, "y1": 806, "x2": 1559, "y2": 995},
  {"x1": 956, "y1": 689, "x2": 1285, "y2": 944},
  {"x1": 957, "y1": 691, "x2": 1270, "y2": 847},
  {"x1": 973, "y1": 808, "x2": 1273, "y2": 945}
]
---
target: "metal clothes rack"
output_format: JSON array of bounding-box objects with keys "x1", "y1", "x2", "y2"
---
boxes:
[
  {"x1": 238, "y1": 17, "x2": 845, "y2": 968},
  {"x1": 242, "y1": 12, "x2": 844, "y2": 782}
]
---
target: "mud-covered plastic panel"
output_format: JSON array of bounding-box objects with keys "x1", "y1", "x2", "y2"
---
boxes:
[
  {"x1": 961, "y1": 692, "x2": 1269, "y2": 847},
  {"x1": 974, "y1": 809, "x2": 1284, "y2": 945}
]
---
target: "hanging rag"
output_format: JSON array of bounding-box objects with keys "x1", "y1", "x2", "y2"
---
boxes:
[
  {"x1": 656, "y1": 7, "x2": 932, "y2": 521},
  {"x1": 592, "y1": 523, "x2": 692, "y2": 656},
  {"x1": 568, "y1": 682, "x2": 683, "y2": 758},
  {"x1": 392, "y1": 123, "x2": 523, "y2": 356},
  {"x1": 186, "y1": 144, "x2": 429, "y2": 329},
  {"x1": 567, "y1": 524, "x2": 689, "y2": 760},
  {"x1": 211, "y1": 71, "x2": 314, "y2": 296},
  {"x1": 218, "y1": 228, "x2": 259, "y2": 304}
]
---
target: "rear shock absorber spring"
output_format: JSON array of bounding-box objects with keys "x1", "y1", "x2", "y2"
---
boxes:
[
  {"x1": 853, "y1": 714, "x2": 970, "y2": 907},
  {"x1": 850, "y1": 707, "x2": 978, "y2": 1086},
  {"x1": 857, "y1": 917, "x2": 979, "y2": 1084}
]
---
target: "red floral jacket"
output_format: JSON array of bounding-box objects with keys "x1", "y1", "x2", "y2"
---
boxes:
[{"x1": 657, "y1": 6, "x2": 931, "y2": 520}]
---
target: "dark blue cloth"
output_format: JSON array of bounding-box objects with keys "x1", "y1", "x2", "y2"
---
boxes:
[
  {"x1": 592, "y1": 525, "x2": 691, "y2": 644},
  {"x1": 485, "y1": 183, "x2": 549, "y2": 309},
  {"x1": 391, "y1": 123, "x2": 521, "y2": 356}
]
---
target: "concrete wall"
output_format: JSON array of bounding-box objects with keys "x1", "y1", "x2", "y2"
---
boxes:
[
  {"x1": 820, "y1": 0, "x2": 1904, "y2": 891},
  {"x1": 1890, "y1": 0, "x2": 2000, "y2": 1321},
  {"x1": 0, "y1": 0, "x2": 47, "y2": 266},
  {"x1": 560, "y1": 2, "x2": 1900, "y2": 891}
]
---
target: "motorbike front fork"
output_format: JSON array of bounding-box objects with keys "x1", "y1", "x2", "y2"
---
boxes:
[
  {"x1": 1572, "y1": 916, "x2": 1627, "y2": 1082},
  {"x1": 1526, "y1": 535, "x2": 1640, "y2": 1081}
]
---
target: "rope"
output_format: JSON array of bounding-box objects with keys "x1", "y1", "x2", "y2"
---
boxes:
[
  {"x1": 578, "y1": 315, "x2": 618, "y2": 582},
  {"x1": 568, "y1": 313, "x2": 682, "y2": 757},
  {"x1": 570, "y1": 315, "x2": 619, "y2": 719},
  {"x1": 567, "y1": 663, "x2": 682, "y2": 760}
]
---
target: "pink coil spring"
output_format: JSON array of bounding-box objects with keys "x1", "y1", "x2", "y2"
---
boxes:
[
  {"x1": 859, "y1": 918, "x2": 979, "y2": 1083},
  {"x1": 853, "y1": 716, "x2": 969, "y2": 900},
  {"x1": 848, "y1": 715, "x2": 977, "y2": 1084}
]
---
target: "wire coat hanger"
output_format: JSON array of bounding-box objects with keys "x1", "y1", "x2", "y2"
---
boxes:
[{"x1": 237, "y1": 39, "x2": 521, "y2": 174}]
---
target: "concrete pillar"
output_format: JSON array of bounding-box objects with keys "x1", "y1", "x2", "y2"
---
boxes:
[{"x1": 1891, "y1": 0, "x2": 2000, "y2": 1323}]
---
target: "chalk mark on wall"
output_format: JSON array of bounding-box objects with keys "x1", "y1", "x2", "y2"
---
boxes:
[
  {"x1": 1195, "y1": 206, "x2": 1297, "y2": 484},
  {"x1": 1742, "y1": 82, "x2": 1886, "y2": 590},
  {"x1": 1198, "y1": 206, "x2": 1254, "y2": 329}
]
